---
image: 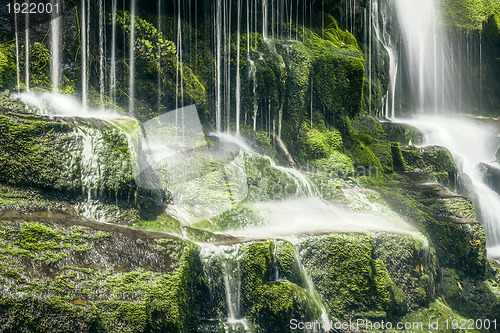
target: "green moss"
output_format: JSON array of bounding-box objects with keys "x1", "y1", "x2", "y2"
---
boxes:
[
  {"x1": 240, "y1": 241, "x2": 318, "y2": 332},
  {"x1": 390, "y1": 142, "x2": 407, "y2": 172},
  {"x1": 351, "y1": 115, "x2": 394, "y2": 174},
  {"x1": 382, "y1": 122, "x2": 424, "y2": 146},
  {"x1": 0, "y1": 112, "x2": 137, "y2": 202},
  {"x1": 0, "y1": 42, "x2": 16, "y2": 89},
  {"x1": 401, "y1": 147, "x2": 427, "y2": 171},
  {"x1": 401, "y1": 300, "x2": 483, "y2": 332},
  {"x1": 297, "y1": 234, "x2": 401, "y2": 321},
  {"x1": 0, "y1": 222, "x2": 110, "y2": 265},
  {"x1": 440, "y1": 267, "x2": 500, "y2": 325},
  {"x1": 378, "y1": 185, "x2": 487, "y2": 278},
  {"x1": 440, "y1": 0, "x2": 500, "y2": 31},
  {"x1": 0, "y1": 221, "x2": 198, "y2": 333}
]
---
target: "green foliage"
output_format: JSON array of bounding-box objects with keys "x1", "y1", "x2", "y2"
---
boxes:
[
  {"x1": 0, "y1": 42, "x2": 15, "y2": 89},
  {"x1": 441, "y1": 0, "x2": 500, "y2": 30},
  {"x1": 115, "y1": 11, "x2": 176, "y2": 65}
]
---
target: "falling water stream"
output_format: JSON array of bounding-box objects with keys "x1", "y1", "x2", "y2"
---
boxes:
[{"x1": 382, "y1": 0, "x2": 500, "y2": 255}]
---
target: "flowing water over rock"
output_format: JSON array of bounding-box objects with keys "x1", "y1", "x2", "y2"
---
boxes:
[{"x1": 398, "y1": 116, "x2": 500, "y2": 252}]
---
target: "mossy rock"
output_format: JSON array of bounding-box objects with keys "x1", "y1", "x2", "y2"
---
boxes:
[
  {"x1": 240, "y1": 240, "x2": 319, "y2": 332},
  {"x1": 382, "y1": 122, "x2": 424, "y2": 146},
  {"x1": 391, "y1": 142, "x2": 407, "y2": 172},
  {"x1": 372, "y1": 233, "x2": 438, "y2": 312},
  {"x1": 401, "y1": 299, "x2": 484, "y2": 332},
  {"x1": 421, "y1": 146, "x2": 458, "y2": 187},
  {"x1": 0, "y1": 111, "x2": 137, "y2": 203},
  {"x1": 379, "y1": 185, "x2": 488, "y2": 278},
  {"x1": 401, "y1": 147, "x2": 428, "y2": 172},
  {"x1": 296, "y1": 233, "x2": 400, "y2": 321},
  {"x1": 352, "y1": 115, "x2": 395, "y2": 174},
  {"x1": 0, "y1": 42, "x2": 16, "y2": 89},
  {"x1": 440, "y1": 267, "x2": 500, "y2": 331},
  {"x1": 0, "y1": 213, "x2": 199, "y2": 332}
]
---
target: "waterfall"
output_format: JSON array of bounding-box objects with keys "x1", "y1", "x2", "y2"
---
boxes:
[
  {"x1": 236, "y1": 0, "x2": 242, "y2": 135},
  {"x1": 386, "y1": 0, "x2": 500, "y2": 250},
  {"x1": 394, "y1": 0, "x2": 455, "y2": 112},
  {"x1": 50, "y1": 0, "x2": 61, "y2": 93},
  {"x1": 25, "y1": 9, "x2": 30, "y2": 92},
  {"x1": 14, "y1": 11, "x2": 20, "y2": 93},
  {"x1": 98, "y1": 0, "x2": 105, "y2": 106},
  {"x1": 294, "y1": 250, "x2": 331, "y2": 332},
  {"x1": 401, "y1": 117, "x2": 500, "y2": 250},
  {"x1": 81, "y1": 0, "x2": 88, "y2": 112},
  {"x1": 199, "y1": 245, "x2": 253, "y2": 333},
  {"x1": 110, "y1": 0, "x2": 117, "y2": 104},
  {"x1": 175, "y1": 0, "x2": 184, "y2": 111},
  {"x1": 157, "y1": 0, "x2": 162, "y2": 112},
  {"x1": 372, "y1": 0, "x2": 398, "y2": 119},
  {"x1": 215, "y1": 0, "x2": 222, "y2": 132},
  {"x1": 129, "y1": 0, "x2": 137, "y2": 116}
]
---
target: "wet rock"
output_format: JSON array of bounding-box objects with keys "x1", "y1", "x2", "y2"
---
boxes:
[
  {"x1": 382, "y1": 122, "x2": 424, "y2": 146},
  {"x1": 477, "y1": 162, "x2": 500, "y2": 195}
]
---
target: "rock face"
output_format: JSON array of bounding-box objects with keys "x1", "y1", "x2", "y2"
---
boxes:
[
  {"x1": 1, "y1": 1, "x2": 500, "y2": 332},
  {"x1": 0, "y1": 210, "x2": 198, "y2": 332},
  {"x1": 0, "y1": 110, "x2": 137, "y2": 202},
  {"x1": 478, "y1": 161, "x2": 500, "y2": 196}
]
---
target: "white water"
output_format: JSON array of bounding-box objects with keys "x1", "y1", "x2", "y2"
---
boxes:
[
  {"x1": 400, "y1": 116, "x2": 500, "y2": 251},
  {"x1": 51, "y1": 0, "x2": 61, "y2": 92},
  {"x1": 14, "y1": 11, "x2": 20, "y2": 92},
  {"x1": 294, "y1": 251, "x2": 331, "y2": 332},
  {"x1": 129, "y1": 0, "x2": 137, "y2": 116},
  {"x1": 13, "y1": 92, "x2": 122, "y2": 119},
  {"x1": 81, "y1": 0, "x2": 88, "y2": 112},
  {"x1": 227, "y1": 197, "x2": 416, "y2": 240},
  {"x1": 110, "y1": 0, "x2": 117, "y2": 104},
  {"x1": 372, "y1": 0, "x2": 398, "y2": 118},
  {"x1": 236, "y1": 0, "x2": 242, "y2": 135},
  {"x1": 24, "y1": 10, "x2": 30, "y2": 92},
  {"x1": 393, "y1": 0, "x2": 457, "y2": 112},
  {"x1": 383, "y1": 0, "x2": 500, "y2": 253},
  {"x1": 199, "y1": 245, "x2": 253, "y2": 333}
]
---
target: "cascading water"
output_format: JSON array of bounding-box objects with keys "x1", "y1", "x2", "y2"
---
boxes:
[
  {"x1": 110, "y1": 0, "x2": 117, "y2": 104},
  {"x1": 129, "y1": 0, "x2": 136, "y2": 116},
  {"x1": 24, "y1": 8, "x2": 30, "y2": 92},
  {"x1": 14, "y1": 11, "x2": 20, "y2": 92},
  {"x1": 81, "y1": 0, "x2": 88, "y2": 112},
  {"x1": 371, "y1": 0, "x2": 398, "y2": 118},
  {"x1": 378, "y1": 0, "x2": 500, "y2": 253},
  {"x1": 51, "y1": 0, "x2": 61, "y2": 92},
  {"x1": 393, "y1": 0, "x2": 457, "y2": 112},
  {"x1": 400, "y1": 117, "x2": 500, "y2": 252}
]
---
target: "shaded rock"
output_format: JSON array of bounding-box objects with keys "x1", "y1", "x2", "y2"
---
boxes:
[
  {"x1": 478, "y1": 161, "x2": 500, "y2": 195},
  {"x1": 382, "y1": 122, "x2": 424, "y2": 146}
]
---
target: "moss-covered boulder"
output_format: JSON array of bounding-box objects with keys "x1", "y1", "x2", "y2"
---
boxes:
[
  {"x1": 296, "y1": 233, "x2": 418, "y2": 321},
  {"x1": 401, "y1": 145, "x2": 458, "y2": 187},
  {"x1": 0, "y1": 211, "x2": 199, "y2": 332},
  {"x1": 0, "y1": 111, "x2": 137, "y2": 202},
  {"x1": 440, "y1": 266, "x2": 500, "y2": 331},
  {"x1": 382, "y1": 122, "x2": 424, "y2": 146}
]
